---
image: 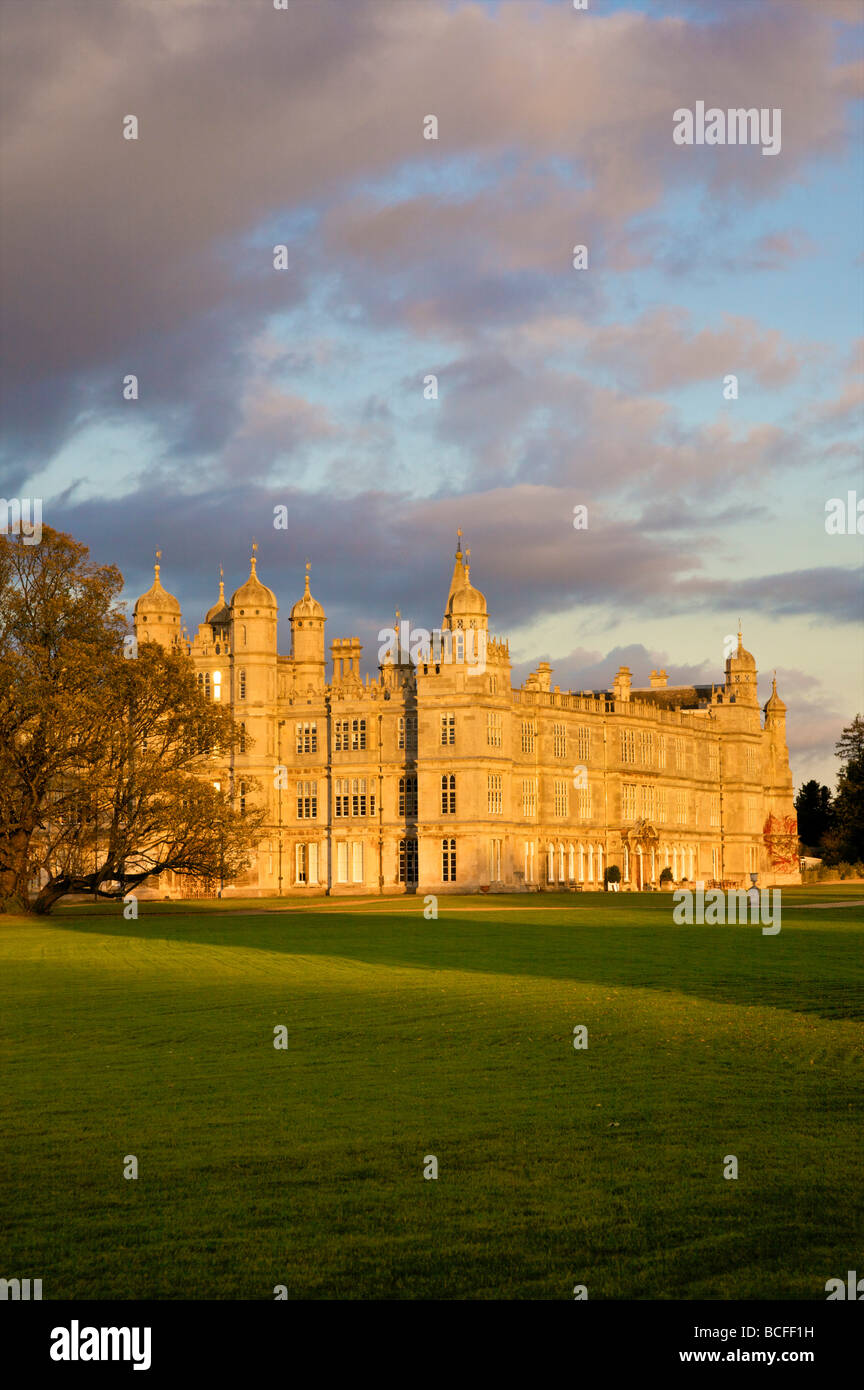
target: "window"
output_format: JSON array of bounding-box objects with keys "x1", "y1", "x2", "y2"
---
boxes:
[
  {"x1": 334, "y1": 778, "x2": 349, "y2": 818},
  {"x1": 297, "y1": 781, "x2": 318, "y2": 819},
  {"x1": 238, "y1": 669, "x2": 246, "y2": 701},
  {"x1": 337, "y1": 842, "x2": 349, "y2": 883},
  {"x1": 709, "y1": 744, "x2": 719, "y2": 777},
  {"x1": 295, "y1": 843, "x2": 321, "y2": 885},
  {"x1": 490, "y1": 675, "x2": 498, "y2": 695},
  {"x1": 710, "y1": 794, "x2": 720, "y2": 828},
  {"x1": 399, "y1": 776, "x2": 418, "y2": 817},
  {"x1": 658, "y1": 736, "x2": 667, "y2": 770},
  {"x1": 490, "y1": 838, "x2": 502, "y2": 881},
  {"x1": 524, "y1": 841, "x2": 536, "y2": 883},
  {"x1": 296, "y1": 721, "x2": 317, "y2": 754},
  {"x1": 576, "y1": 783, "x2": 592, "y2": 819},
  {"x1": 622, "y1": 784, "x2": 637, "y2": 820},
  {"x1": 488, "y1": 774, "x2": 502, "y2": 815},
  {"x1": 398, "y1": 715, "x2": 417, "y2": 751},
  {"x1": 676, "y1": 789, "x2": 687, "y2": 825},
  {"x1": 487, "y1": 712, "x2": 502, "y2": 747},
  {"x1": 639, "y1": 730, "x2": 654, "y2": 764},
  {"x1": 553, "y1": 724, "x2": 567, "y2": 758},
  {"x1": 522, "y1": 778, "x2": 537, "y2": 816},
  {"x1": 747, "y1": 797, "x2": 758, "y2": 829},
  {"x1": 351, "y1": 777, "x2": 375, "y2": 817},
  {"x1": 568, "y1": 844, "x2": 575, "y2": 880},
  {"x1": 657, "y1": 788, "x2": 668, "y2": 822},
  {"x1": 577, "y1": 727, "x2": 590, "y2": 762},
  {"x1": 238, "y1": 781, "x2": 246, "y2": 815},
  {"x1": 521, "y1": 721, "x2": 536, "y2": 753},
  {"x1": 441, "y1": 774, "x2": 456, "y2": 815},
  {"x1": 748, "y1": 844, "x2": 758, "y2": 872},
  {"x1": 352, "y1": 841, "x2": 364, "y2": 884},
  {"x1": 746, "y1": 746, "x2": 758, "y2": 777},
  {"x1": 673, "y1": 737, "x2": 684, "y2": 772},
  {"x1": 712, "y1": 846, "x2": 720, "y2": 879},
  {"x1": 238, "y1": 722, "x2": 246, "y2": 754},
  {"x1": 399, "y1": 838, "x2": 418, "y2": 884},
  {"x1": 640, "y1": 785, "x2": 656, "y2": 820},
  {"x1": 212, "y1": 670, "x2": 222, "y2": 702},
  {"x1": 198, "y1": 671, "x2": 211, "y2": 699},
  {"x1": 333, "y1": 718, "x2": 367, "y2": 752},
  {"x1": 441, "y1": 713, "x2": 455, "y2": 746},
  {"x1": 554, "y1": 780, "x2": 569, "y2": 817},
  {"x1": 558, "y1": 843, "x2": 566, "y2": 882},
  {"x1": 621, "y1": 729, "x2": 636, "y2": 764},
  {"x1": 442, "y1": 838, "x2": 456, "y2": 882}
]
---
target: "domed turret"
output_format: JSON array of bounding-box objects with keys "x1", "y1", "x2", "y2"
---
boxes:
[
  {"x1": 290, "y1": 565, "x2": 325, "y2": 623},
  {"x1": 442, "y1": 533, "x2": 488, "y2": 632},
  {"x1": 231, "y1": 544, "x2": 276, "y2": 611},
  {"x1": 133, "y1": 550, "x2": 181, "y2": 648},
  {"x1": 206, "y1": 566, "x2": 230, "y2": 626},
  {"x1": 725, "y1": 626, "x2": 758, "y2": 704},
  {"x1": 764, "y1": 674, "x2": 786, "y2": 716}
]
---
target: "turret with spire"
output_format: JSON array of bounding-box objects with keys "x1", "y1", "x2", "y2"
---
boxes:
[
  {"x1": 290, "y1": 560, "x2": 326, "y2": 693},
  {"x1": 133, "y1": 549, "x2": 181, "y2": 649}
]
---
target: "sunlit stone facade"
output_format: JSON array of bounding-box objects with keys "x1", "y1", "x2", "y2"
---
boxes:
[{"x1": 133, "y1": 539, "x2": 799, "y2": 896}]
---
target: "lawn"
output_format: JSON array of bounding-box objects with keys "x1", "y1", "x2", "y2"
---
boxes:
[{"x1": 1, "y1": 888, "x2": 862, "y2": 1300}]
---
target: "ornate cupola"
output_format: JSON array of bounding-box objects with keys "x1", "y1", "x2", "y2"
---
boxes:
[
  {"x1": 206, "y1": 566, "x2": 230, "y2": 629},
  {"x1": 133, "y1": 550, "x2": 181, "y2": 649},
  {"x1": 442, "y1": 532, "x2": 488, "y2": 634},
  {"x1": 724, "y1": 625, "x2": 759, "y2": 705},
  {"x1": 230, "y1": 543, "x2": 277, "y2": 658}
]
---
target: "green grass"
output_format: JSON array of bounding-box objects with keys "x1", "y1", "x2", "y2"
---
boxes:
[{"x1": 1, "y1": 888, "x2": 862, "y2": 1300}]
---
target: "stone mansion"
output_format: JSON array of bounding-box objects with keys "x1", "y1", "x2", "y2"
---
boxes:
[{"x1": 133, "y1": 537, "x2": 800, "y2": 896}]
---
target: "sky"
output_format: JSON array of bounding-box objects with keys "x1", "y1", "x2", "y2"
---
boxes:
[{"x1": 1, "y1": 0, "x2": 862, "y2": 792}]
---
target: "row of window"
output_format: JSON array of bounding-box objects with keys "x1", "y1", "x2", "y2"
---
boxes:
[
  {"x1": 286, "y1": 836, "x2": 759, "y2": 888},
  {"x1": 621, "y1": 786, "x2": 760, "y2": 828}
]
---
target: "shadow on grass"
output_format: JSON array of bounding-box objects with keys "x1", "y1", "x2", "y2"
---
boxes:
[{"x1": 44, "y1": 901, "x2": 864, "y2": 1022}]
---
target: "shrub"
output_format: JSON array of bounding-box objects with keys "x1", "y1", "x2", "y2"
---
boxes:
[
  {"x1": 659, "y1": 866, "x2": 673, "y2": 883},
  {"x1": 605, "y1": 865, "x2": 621, "y2": 885}
]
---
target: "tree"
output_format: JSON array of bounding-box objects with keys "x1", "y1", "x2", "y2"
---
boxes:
[
  {"x1": 0, "y1": 528, "x2": 262, "y2": 914},
  {"x1": 822, "y1": 716, "x2": 864, "y2": 865},
  {"x1": 794, "y1": 780, "x2": 835, "y2": 850}
]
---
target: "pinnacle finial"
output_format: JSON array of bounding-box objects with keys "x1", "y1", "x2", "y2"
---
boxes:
[
  {"x1": 250, "y1": 540, "x2": 258, "y2": 574},
  {"x1": 154, "y1": 549, "x2": 162, "y2": 582},
  {"x1": 304, "y1": 560, "x2": 311, "y2": 595},
  {"x1": 218, "y1": 564, "x2": 225, "y2": 601}
]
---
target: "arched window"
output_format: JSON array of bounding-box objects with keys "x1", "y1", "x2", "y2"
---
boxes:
[
  {"x1": 238, "y1": 669, "x2": 246, "y2": 701},
  {"x1": 568, "y1": 844, "x2": 575, "y2": 880},
  {"x1": 623, "y1": 846, "x2": 629, "y2": 882},
  {"x1": 558, "y1": 843, "x2": 565, "y2": 881},
  {"x1": 597, "y1": 844, "x2": 604, "y2": 880},
  {"x1": 547, "y1": 843, "x2": 554, "y2": 882},
  {"x1": 588, "y1": 844, "x2": 595, "y2": 881},
  {"x1": 579, "y1": 843, "x2": 585, "y2": 882}
]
